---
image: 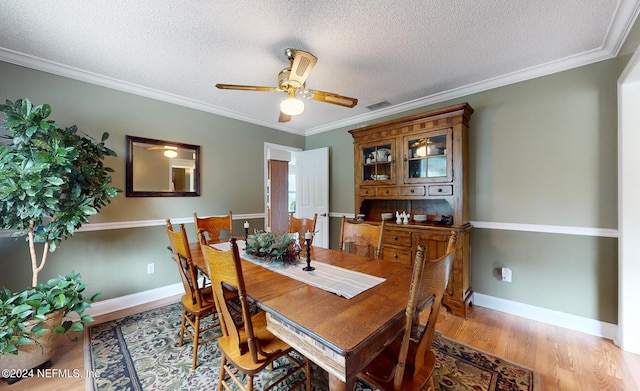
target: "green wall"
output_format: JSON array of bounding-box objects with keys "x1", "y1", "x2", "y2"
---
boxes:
[
  {"x1": 0, "y1": 61, "x2": 303, "y2": 298},
  {"x1": 0, "y1": 57, "x2": 620, "y2": 324},
  {"x1": 307, "y1": 59, "x2": 619, "y2": 323}
]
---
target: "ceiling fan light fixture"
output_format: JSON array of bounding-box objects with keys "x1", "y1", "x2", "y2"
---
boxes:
[
  {"x1": 164, "y1": 149, "x2": 178, "y2": 158},
  {"x1": 280, "y1": 96, "x2": 304, "y2": 116}
]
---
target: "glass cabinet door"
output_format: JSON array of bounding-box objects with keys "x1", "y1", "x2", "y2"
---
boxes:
[
  {"x1": 404, "y1": 129, "x2": 452, "y2": 183},
  {"x1": 360, "y1": 141, "x2": 395, "y2": 184}
]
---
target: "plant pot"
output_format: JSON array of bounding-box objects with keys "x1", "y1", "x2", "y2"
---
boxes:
[{"x1": 0, "y1": 308, "x2": 65, "y2": 374}]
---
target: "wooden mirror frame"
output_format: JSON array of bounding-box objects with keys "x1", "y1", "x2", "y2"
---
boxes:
[{"x1": 126, "y1": 135, "x2": 201, "y2": 197}]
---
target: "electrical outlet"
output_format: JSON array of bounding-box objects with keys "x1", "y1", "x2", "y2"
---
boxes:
[
  {"x1": 147, "y1": 263, "x2": 155, "y2": 274},
  {"x1": 501, "y1": 267, "x2": 512, "y2": 282}
]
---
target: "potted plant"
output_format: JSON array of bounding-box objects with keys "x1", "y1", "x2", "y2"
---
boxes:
[
  {"x1": 0, "y1": 98, "x2": 118, "y2": 373},
  {"x1": 0, "y1": 272, "x2": 99, "y2": 377}
]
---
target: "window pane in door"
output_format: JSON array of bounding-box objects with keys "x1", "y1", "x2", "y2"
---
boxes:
[
  {"x1": 408, "y1": 159, "x2": 426, "y2": 178},
  {"x1": 427, "y1": 156, "x2": 447, "y2": 177}
]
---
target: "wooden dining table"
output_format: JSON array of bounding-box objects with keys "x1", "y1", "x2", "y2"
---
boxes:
[{"x1": 190, "y1": 241, "x2": 414, "y2": 391}]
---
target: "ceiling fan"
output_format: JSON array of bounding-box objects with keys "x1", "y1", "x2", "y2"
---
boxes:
[
  {"x1": 144, "y1": 145, "x2": 178, "y2": 158},
  {"x1": 216, "y1": 48, "x2": 358, "y2": 122}
]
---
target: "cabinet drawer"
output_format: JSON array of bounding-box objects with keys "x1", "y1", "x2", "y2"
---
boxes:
[
  {"x1": 383, "y1": 229, "x2": 412, "y2": 247},
  {"x1": 428, "y1": 185, "x2": 453, "y2": 196},
  {"x1": 400, "y1": 186, "x2": 425, "y2": 196},
  {"x1": 382, "y1": 247, "x2": 412, "y2": 264},
  {"x1": 359, "y1": 187, "x2": 375, "y2": 197},
  {"x1": 377, "y1": 186, "x2": 399, "y2": 197}
]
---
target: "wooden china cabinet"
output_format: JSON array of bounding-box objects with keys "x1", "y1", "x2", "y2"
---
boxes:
[{"x1": 349, "y1": 103, "x2": 474, "y2": 317}]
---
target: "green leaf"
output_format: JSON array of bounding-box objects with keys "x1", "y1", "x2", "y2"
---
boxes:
[
  {"x1": 41, "y1": 103, "x2": 51, "y2": 118},
  {"x1": 22, "y1": 98, "x2": 32, "y2": 115},
  {"x1": 52, "y1": 324, "x2": 66, "y2": 334},
  {"x1": 80, "y1": 205, "x2": 98, "y2": 215},
  {"x1": 44, "y1": 176, "x2": 64, "y2": 185},
  {"x1": 54, "y1": 293, "x2": 65, "y2": 307},
  {"x1": 11, "y1": 304, "x2": 32, "y2": 316},
  {"x1": 15, "y1": 337, "x2": 33, "y2": 346},
  {"x1": 81, "y1": 314, "x2": 94, "y2": 323},
  {"x1": 26, "y1": 125, "x2": 38, "y2": 137},
  {"x1": 2, "y1": 344, "x2": 18, "y2": 354},
  {"x1": 31, "y1": 322, "x2": 44, "y2": 333}
]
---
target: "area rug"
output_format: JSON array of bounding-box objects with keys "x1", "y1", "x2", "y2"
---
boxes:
[{"x1": 86, "y1": 302, "x2": 538, "y2": 391}]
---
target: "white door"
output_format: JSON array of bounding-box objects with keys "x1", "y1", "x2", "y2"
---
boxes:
[{"x1": 296, "y1": 147, "x2": 329, "y2": 248}]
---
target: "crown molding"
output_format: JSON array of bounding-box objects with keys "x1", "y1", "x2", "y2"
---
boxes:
[
  {"x1": 0, "y1": 26, "x2": 626, "y2": 138},
  {"x1": 305, "y1": 47, "x2": 617, "y2": 135},
  {"x1": 0, "y1": 48, "x2": 305, "y2": 136}
]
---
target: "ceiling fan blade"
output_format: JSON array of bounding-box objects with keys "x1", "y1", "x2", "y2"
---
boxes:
[
  {"x1": 215, "y1": 84, "x2": 280, "y2": 92},
  {"x1": 303, "y1": 89, "x2": 358, "y2": 108},
  {"x1": 288, "y1": 49, "x2": 318, "y2": 87},
  {"x1": 278, "y1": 111, "x2": 292, "y2": 123}
]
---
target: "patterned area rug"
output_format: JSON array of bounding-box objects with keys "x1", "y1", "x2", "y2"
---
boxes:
[{"x1": 86, "y1": 302, "x2": 538, "y2": 390}]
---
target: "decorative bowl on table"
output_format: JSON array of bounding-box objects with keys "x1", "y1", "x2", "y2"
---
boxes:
[
  {"x1": 381, "y1": 213, "x2": 393, "y2": 220},
  {"x1": 244, "y1": 230, "x2": 300, "y2": 264}
]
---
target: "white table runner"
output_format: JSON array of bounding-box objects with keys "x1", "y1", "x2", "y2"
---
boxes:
[{"x1": 211, "y1": 241, "x2": 385, "y2": 299}]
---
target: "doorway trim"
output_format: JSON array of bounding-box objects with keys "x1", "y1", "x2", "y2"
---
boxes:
[
  {"x1": 264, "y1": 143, "x2": 302, "y2": 230},
  {"x1": 617, "y1": 45, "x2": 640, "y2": 354}
]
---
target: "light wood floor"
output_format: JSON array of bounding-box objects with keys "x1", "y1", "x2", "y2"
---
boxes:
[{"x1": 2, "y1": 299, "x2": 639, "y2": 391}]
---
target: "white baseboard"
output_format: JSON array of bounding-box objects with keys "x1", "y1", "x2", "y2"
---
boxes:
[
  {"x1": 474, "y1": 293, "x2": 618, "y2": 341},
  {"x1": 84, "y1": 283, "x2": 184, "y2": 318},
  {"x1": 80, "y1": 283, "x2": 618, "y2": 344}
]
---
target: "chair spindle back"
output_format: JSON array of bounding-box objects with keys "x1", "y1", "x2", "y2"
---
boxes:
[
  {"x1": 201, "y1": 238, "x2": 258, "y2": 359},
  {"x1": 339, "y1": 216, "x2": 385, "y2": 259}
]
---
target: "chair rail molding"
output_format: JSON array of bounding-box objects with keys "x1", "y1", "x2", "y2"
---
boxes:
[
  {"x1": 469, "y1": 221, "x2": 618, "y2": 238},
  {"x1": 0, "y1": 217, "x2": 617, "y2": 238}
]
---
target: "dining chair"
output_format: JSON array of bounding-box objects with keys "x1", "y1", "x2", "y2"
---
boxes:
[
  {"x1": 357, "y1": 232, "x2": 457, "y2": 391},
  {"x1": 166, "y1": 219, "x2": 220, "y2": 369},
  {"x1": 288, "y1": 212, "x2": 317, "y2": 246},
  {"x1": 201, "y1": 238, "x2": 311, "y2": 391},
  {"x1": 338, "y1": 216, "x2": 385, "y2": 259},
  {"x1": 194, "y1": 211, "x2": 233, "y2": 244}
]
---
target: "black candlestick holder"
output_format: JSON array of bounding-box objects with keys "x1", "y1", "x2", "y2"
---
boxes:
[
  {"x1": 303, "y1": 238, "x2": 314, "y2": 271},
  {"x1": 244, "y1": 227, "x2": 249, "y2": 242}
]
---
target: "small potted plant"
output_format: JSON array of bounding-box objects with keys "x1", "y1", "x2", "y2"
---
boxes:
[
  {"x1": 0, "y1": 272, "x2": 99, "y2": 377},
  {"x1": 0, "y1": 98, "x2": 118, "y2": 373}
]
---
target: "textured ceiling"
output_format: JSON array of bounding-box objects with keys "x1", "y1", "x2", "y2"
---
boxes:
[{"x1": 1, "y1": 1, "x2": 639, "y2": 135}]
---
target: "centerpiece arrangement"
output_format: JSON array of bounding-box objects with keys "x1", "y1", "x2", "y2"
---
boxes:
[{"x1": 244, "y1": 230, "x2": 301, "y2": 264}]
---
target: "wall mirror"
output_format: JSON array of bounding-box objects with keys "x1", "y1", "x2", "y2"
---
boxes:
[{"x1": 126, "y1": 135, "x2": 200, "y2": 197}]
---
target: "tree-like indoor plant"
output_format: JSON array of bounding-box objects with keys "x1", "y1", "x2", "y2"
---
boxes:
[{"x1": 0, "y1": 98, "x2": 118, "y2": 377}]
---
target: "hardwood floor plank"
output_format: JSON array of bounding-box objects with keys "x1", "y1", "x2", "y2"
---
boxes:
[
  {"x1": 436, "y1": 306, "x2": 640, "y2": 391},
  {"x1": 2, "y1": 300, "x2": 639, "y2": 391}
]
